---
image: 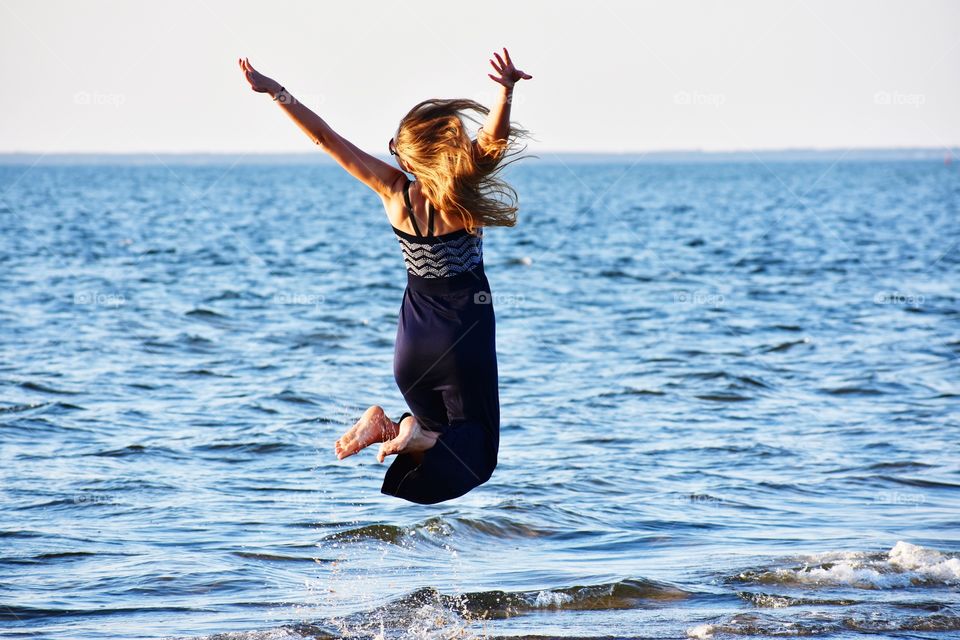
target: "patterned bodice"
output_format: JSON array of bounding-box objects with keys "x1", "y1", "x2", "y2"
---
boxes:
[
  {"x1": 393, "y1": 179, "x2": 483, "y2": 278},
  {"x1": 393, "y1": 227, "x2": 484, "y2": 278}
]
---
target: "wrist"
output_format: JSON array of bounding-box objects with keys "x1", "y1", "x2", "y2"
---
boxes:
[{"x1": 271, "y1": 85, "x2": 297, "y2": 106}]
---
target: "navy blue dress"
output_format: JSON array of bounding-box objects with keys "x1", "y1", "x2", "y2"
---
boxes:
[{"x1": 381, "y1": 178, "x2": 500, "y2": 505}]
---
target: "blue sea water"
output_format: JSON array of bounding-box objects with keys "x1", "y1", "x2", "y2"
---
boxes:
[{"x1": 0, "y1": 158, "x2": 958, "y2": 639}]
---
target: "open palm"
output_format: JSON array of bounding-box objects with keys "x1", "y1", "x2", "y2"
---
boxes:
[
  {"x1": 238, "y1": 57, "x2": 280, "y2": 95},
  {"x1": 488, "y1": 47, "x2": 533, "y2": 88}
]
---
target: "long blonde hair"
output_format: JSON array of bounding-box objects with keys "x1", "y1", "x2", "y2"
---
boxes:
[{"x1": 393, "y1": 98, "x2": 534, "y2": 234}]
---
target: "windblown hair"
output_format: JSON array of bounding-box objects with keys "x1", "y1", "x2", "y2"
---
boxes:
[{"x1": 393, "y1": 98, "x2": 535, "y2": 234}]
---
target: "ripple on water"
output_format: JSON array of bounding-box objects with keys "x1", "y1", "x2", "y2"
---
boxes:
[
  {"x1": 319, "y1": 514, "x2": 565, "y2": 548},
  {"x1": 687, "y1": 611, "x2": 960, "y2": 639},
  {"x1": 18, "y1": 381, "x2": 82, "y2": 395}
]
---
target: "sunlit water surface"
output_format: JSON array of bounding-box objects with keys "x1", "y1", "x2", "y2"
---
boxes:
[{"x1": 1, "y1": 159, "x2": 958, "y2": 639}]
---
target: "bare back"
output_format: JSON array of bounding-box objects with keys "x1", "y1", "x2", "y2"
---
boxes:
[{"x1": 385, "y1": 178, "x2": 468, "y2": 237}]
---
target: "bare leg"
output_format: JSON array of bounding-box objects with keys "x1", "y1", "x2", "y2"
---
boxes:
[
  {"x1": 377, "y1": 414, "x2": 440, "y2": 464},
  {"x1": 335, "y1": 405, "x2": 398, "y2": 460}
]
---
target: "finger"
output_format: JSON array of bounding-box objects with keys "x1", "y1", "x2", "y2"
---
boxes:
[
  {"x1": 493, "y1": 52, "x2": 505, "y2": 68},
  {"x1": 489, "y1": 58, "x2": 501, "y2": 73},
  {"x1": 503, "y1": 48, "x2": 512, "y2": 66}
]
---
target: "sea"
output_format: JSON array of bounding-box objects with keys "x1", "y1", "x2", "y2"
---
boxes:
[{"x1": 1, "y1": 154, "x2": 958, "y2": 639}]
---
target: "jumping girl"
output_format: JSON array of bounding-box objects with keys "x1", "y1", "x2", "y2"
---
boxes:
[{"x1": 239, "y1": 48, "x2": 533, "y2": 504}]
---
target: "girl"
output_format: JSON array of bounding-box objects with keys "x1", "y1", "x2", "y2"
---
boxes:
[{"x1": 239, "y1": 48, "x2": 532, "y2": 504}]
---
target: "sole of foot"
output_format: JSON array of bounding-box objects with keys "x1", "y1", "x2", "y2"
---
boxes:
[
  {"x1": 335, "y1": 405, "x2": 396, "y2": 460},
  {"x1": 377, "y1": 415, "x2": 440, "y2": 463}
]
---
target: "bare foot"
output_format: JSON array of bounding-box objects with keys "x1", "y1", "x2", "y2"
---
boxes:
[
  {"x1": 335, "y1": 405, "x2": 397, "y2": 460},
  {"x1": 377, "y1": 415, "x2": 440, "y2": 464}
]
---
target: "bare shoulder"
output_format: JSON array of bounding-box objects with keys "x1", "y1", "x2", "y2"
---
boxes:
[{"x1": 380, "y1": 172, "x2": 410, "y2": 228}]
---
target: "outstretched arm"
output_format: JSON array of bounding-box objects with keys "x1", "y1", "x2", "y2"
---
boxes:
[
  {"x1": 238, "y1": 57, "x2": 404, "y2": 198},
  {"x1": 477, "y1": 48, "x2": 533, "y2": 152}
]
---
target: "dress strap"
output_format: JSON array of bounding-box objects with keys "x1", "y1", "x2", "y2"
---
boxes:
[
  {"x1": 402, "y1": 179, "x2": 423, "y2": 238},
  {"x1": 427, "y1": 200, "x2": 435, "y2": 237}
]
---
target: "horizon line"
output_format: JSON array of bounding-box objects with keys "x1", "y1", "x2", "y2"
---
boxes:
[{"x1": 1, "y1": 145, "x2": 958, "y2": 157}]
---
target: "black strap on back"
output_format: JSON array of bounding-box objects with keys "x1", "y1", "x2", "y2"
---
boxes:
[
  {"x1": 402, "y1": 179, "x2": 423, "y2": 238},
  {"x1": 403, "y1": 179, "x2": 437, "y2": 238}
]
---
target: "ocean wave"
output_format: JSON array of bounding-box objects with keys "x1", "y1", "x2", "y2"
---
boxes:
[
  {"x1": 248, "y1": 578, "x2": 698, "y2": 640},
  {"x1": 232, "y1": 551, "x2": 333, "y2": 564},
  {"x1": 489, "y1": 577, "x2": 692, "y2": 612},
  {"x1": 687, "y1": 610, "x2": 960, "y2": 638},
  {"x1": 194, "y1": 441, "x2": 297, "y2": 455},
  {"x1": 185, "y1": 307, "x2": 228, "y2": 318},
  {"x1": 271, "y1": 389, "x2": 319, "y2": 405},
  {"x1": 0, "y1": 604, "x2": 199, "y2": 622},
  {"x1": 358, "y1": 578, "x2": 690, "y2": 619},
  {"x1": 0, "y1": 401, "x2": 50, "y2": 413},
  {"x1": 730, "y1": 541, "x2": 960, "y2": 589},
  {"x1": 736, "y1": 591, "x2": 859, "y2": 608},
  {"x1": 182, "y1": 368, "x2": 237, "y2": 378},
  {"x1": 694, "y1": 393, "x2": 753, "y2": 402},
  {"x1": 321, "y1": 514, "x2": 561, "y2": 547},
  {"x1": 191, "y1": 632, "x2": 311, "y2": 640},
  {"x1": 85, "y1": 443, "x2": 186, "y2": 459},
  {"x1": 760, "y1": 338, "x2": 811, "y2": 353},
  {"x1": 18, "y1": 380, "x2": 82, "y2": 395}
]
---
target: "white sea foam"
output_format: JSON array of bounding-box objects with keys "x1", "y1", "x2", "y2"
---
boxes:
[
  {"x1": 530, "y1": 589, "x2": 575, "y2": 607},
  {"x1": 888, "y1": 540, "x2": 960, "y2": 581},
  {"x1": 686, "y1": 623, "x2": 715, "y2": 638},
  {"x1": 747, "y1": 593, "x2": 793, "y2": 608},
  {"x1": 751, "y1": 541, "x2": 960, "y2": 589}
]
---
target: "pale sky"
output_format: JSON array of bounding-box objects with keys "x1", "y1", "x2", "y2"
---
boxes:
[{"x1": 1, "y1": 0, "x2": 957, "y2": 154}]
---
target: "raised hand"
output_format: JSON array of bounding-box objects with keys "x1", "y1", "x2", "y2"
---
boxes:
[
  {"x1": 487, "y1": 47, "x2": 533, "y2": 89},
  {"x1": 238, "y1": 57, "x2": 281, "y2": 96}
]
